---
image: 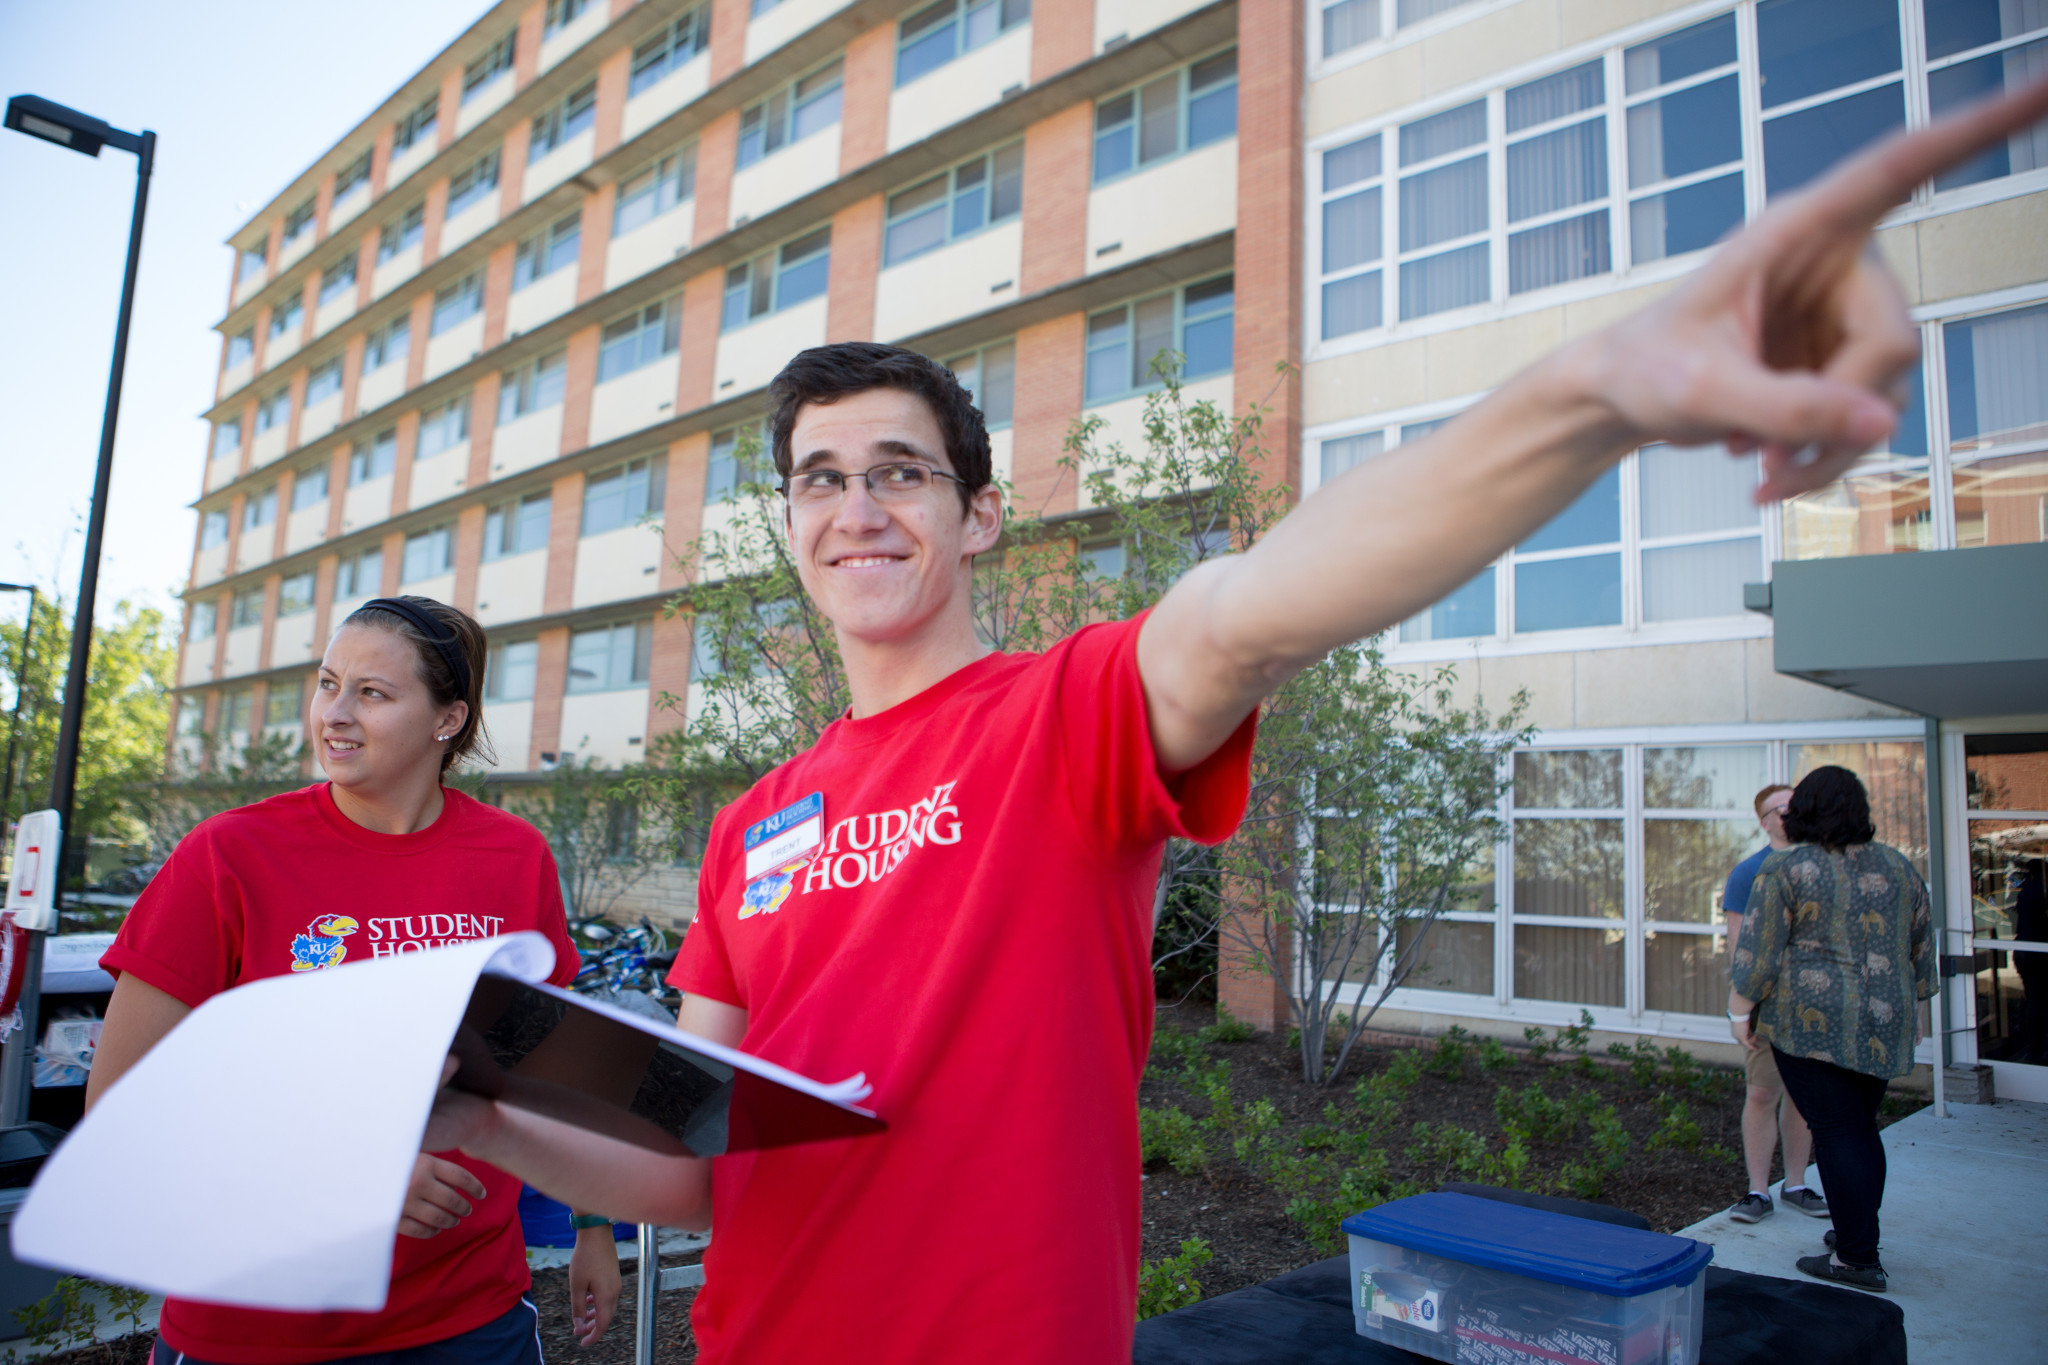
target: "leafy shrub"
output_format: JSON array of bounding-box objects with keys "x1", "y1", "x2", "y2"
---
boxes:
[
  {"x1": 1426, "y1": 1026, "x2": 1472, "y2": 1080},
  {"x1": 1140, "y1": 1105, "x2": 1210, "y2": 1174},
  {"x1": 1137, "y1": 1237, "x2": 1213, "y2": 1319},
  {"x1": 14, "y1": 1276, "x2": 152, "y2": 1351},
  {"x1": 1477, "y1": 1035, "x2": 1514, "y2": 1071},
  {"x1": 1200, "y1": 1004, "x2": 1258, "y2": 1044},
  {"x1": 1493, "y1": 1083, "x2": 1589, "y2": 1145},
  {"x1": 1646, "y1": 1096, "x2": 1702, "y2": 1152}
]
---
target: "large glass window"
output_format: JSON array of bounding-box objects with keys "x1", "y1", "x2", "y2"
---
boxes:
[
  {"x1": 211, "y1": 421, "x2": 242, "y2": 461},
  {"x1": 896, "y1": 0, "x2": 1031, "y2": 87},
  {"x1": 943, "y1": 341, "x2": 1016, "y2": 429},
  {"x1": 737, "y1": 60, "x2": 843, "y2": 169},
  {"x1": 363, "y1": 317, "x2": 411, "y2": 376},
  {"x1": 1757, "y1": 0, "x2": 1903, "y2": 196},
  {"x1": 334, "y1": 150, "x2": 371, "y2": 204},
  {"x1": 1512, "y1": 749, "x2": 1626, "y2": 1007},
  {"x1": 377, "y1": 203, "x2": 425, "y2": 262},
  {"x1": 392, "y1": 95, "x2": 439, "y2": 154},
  {"x1": 705, "y1": 423, "x2": 771, "y2": 505},
  {"x1": 291, "y1": 463, "x2": 329, "y2": 510},
  {"x1": 613, "y1": 149, "x2": 696, "y2": 237},
  {"x1": 463, "y1": 32, "x2": 517, "y2": 103},
  {"x1": 349, "y1": 430, "x2": 398, "y2": 485},
  {"x1": 583, "y1": 456, "x2": 667, "y2": 535},
  {"x1": 1926, "y1": 2, "x2": 2048, "y2": 190},
  {"x1": 318, "y1": 255, "x2": 357, "y2": 309},
  {"x1": 514, "y1": 214, "x2": 582, "y2": 290},
  {"x1": 1503, "y1": 61, "x2": 1610, "y2": 296},
  {"x1": 883, "y1": 144, "x2": 1023, "y2": 265},
  {"x1": 265, "y1": 680, "x2": 302, "y2": 728},
  {"x1": 418, "y1": 396, "x2": 471, "y2": 458},
  {"x1": 1320, "y1": 0, "x2": 1484, "y2": 61},
  {"x1": 278, "y1": 572, "x2": 316, "y2": 617},
  {"x1": 1637, "y1": 441, "x2": 1762, "y2": 621},
  {"x1": 189, "y1": 598, "x2": 218, "y2": 639},
  {"x1": 1626, "y1": 16, "x2": 1745, "y2": 266},
  {"x1": 1093, "y1": 50, "x2": 1237, "y2": 183},
  {"x1": 256, "y1": 388, "x2": 291, "y2": 434},
  {"x1": 268, "y1": 295, "x2": 303, "y2": 343},
  {"x1": 401, "y1": 525, "x2": 454, "y2": 583},
  {"x1": 568, "y1": 620, "x2": 655, "y2": 692},
  {"x1": 544, "y1": 0, "x2": 590, "y2": 36},
  {"x1": 225, "y1": 329, "x2": 254, "y2": 370},
  {"x1": 1085, "y1": 275, "x2": 1234, "y2": 403},
  {"x1": 445, "y1": 152, "x2": 501, "y2": 217},
  {"x1": 483, "y1": 493, "x2": 553, "y2": 561},
  {"x1": 530, "y1": 81, "x2": 597, "y2": 160},
  {"x1": 1946, "y1": 302, "x2": 2048, "y2": 551},
  {"x1": 282, "y1": 198, "x2": 316, "y2": 247},
  {"x1": 304, "y1": 358, "x2": 343, "y2": 407},
  {"x1": 433, "y1": 273, "x2": 485, "y2": 336},
  {"x1": 598, "y1": 297, "x2": 683, "y2": 380},
  {"x1": 499, "y1": 351, "x2": 567, "y2": 423},
  {"x1": 243, "y1": 485, "x2": 279, "y2": 533},
  {"x1": 231, "y1": 586, "x2": 265, "y2": 629},
  {"x1": 237, "y1": 245, "x2": 267, "y2": 285},
  {"x1": 631, "y1": 8, "x2": 711, "y2": 96},
  {"x1": 485, "y1": 639, "x2": 540, "y2": 701},
  {"x1": 722, "y1": 228, "x2": 831, "y2": 329},
  {"x1": 223, "y1": 689, "x2": 254, "y2": 734},
  {"x1": 336, "y1": 546, "x2": 383, "y2": 598}
]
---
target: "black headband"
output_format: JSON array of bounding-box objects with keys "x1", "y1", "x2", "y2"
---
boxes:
[{"x1": 355, "y1": 597, "x2": 472, "y2": 708}]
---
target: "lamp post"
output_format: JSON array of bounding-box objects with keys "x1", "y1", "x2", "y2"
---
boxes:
[
  {"x1": 0, "y1": 584, "x2": 35, "y2": 831},
  {"x1": 1, "y1": 96, "x2": 156, "y2": 1126}
]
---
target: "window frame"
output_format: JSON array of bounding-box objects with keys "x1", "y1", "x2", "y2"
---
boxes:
[
  {"x1": 1083, "y1": 274, "x2": 1236, "y2": 405},
  {"x1": 530, "y1": 81, "x2": 598, "y2": 161},
  {"x1": 582, "y1": 455, "x2": 668, "y2": 536},
  {"x1": 432, "y1": 272, "x2": 486, "y2": 336},
  {"x1": 597, "y1": 296, "x2": 684, "y2": 381},
  {"x1": 613, "y1": 147, "x2": 697, "y2": 238},
  {"x1": 255, "y1": 388, "x2": 291, "y2": 434},
  {"x1": 704, "y1": 422, "x2": 771, "y2": 505},
  {"x1": 894, "y1": 0, "x2": 1033, "y2": 89},
  {"x1": 198, "y1": 511, "x2": 230, "y2": 551},
  {"x1": 348, "y1": 431, "x2": 398, "y2": 485},
  {"x1": 544, "y1": 0, "x2": 591, "y2": 37},
  {"x1": 210, "y1": 421, "x2": 242, "y2": 462},
  {"x1": 721, "y1": 227, "x2": 832, "y2": 331},
  {"x1": 377, "y1": 203, "x2": 426, "y2": 263},
  {"x1": 392, "y1": 95, "x2": 440, "y2": 154},
  {"x1": 445, "y1": 152, "x2": 502, "y2": 219},
  {"x1": 1091, "y1": 48, "x2": 1239, "y2": 186},
  {"x1": 290, "y1": 463, "x2": 330, "y2": 511},
  {"x1": 267, "y1": 294, "x2": 304, "y2": 341},
  {"x1": 514, "y1": 213, "x2": 583, "y2": 290},
  {"x1": 241, "y1": 486, "x2": 279, "y2": 534},
  {"x1": 484, "y1": 638, "x2": 542, "y2": 702},
  {"x1": 735, "y1": 59, "x2": 844, "y2": 170},
  {"x1": 400, "y1": 524, "x2": 455, "y2": 584},
  {"x1": 941, "y1": 340, "x2": 1017, "y2": 430},
  {"x1": 462, "y1": 32, "x2": 518, "y2": 103},
  {"x1": 499, "y1": 350, "x2": 569, "y2": 423},
  {"x1": 882, "y1": 142, "x2": 1024, "y2": 267},
  {"x1": 567, "y1": 619, "x2": 656, "y2": 693},
  {"x1": 363, "y1": 316, "x2": 412, "y2": 375},
  {"x1": 190, "y1": 599, "x2": 218, "y2": 640},
  {"x1": 417, "y1": 396, "x2": 472, "y2": 459},
  {"x1": 317, "y1": 254, "x2": 358, "y2": 309},
  {"x1": 282, "y1": 198, "x2": 317, "y2": 246},
  {"x1": 630, "y1": 7, "x2": 712, "y2": 96},
  {"x1": 236, "y1": 245, "x2": 268, "y2": 284},
  {"x1": 303, "y1": 357, "x2": 344, "y2": 408},
  {"x1": 277, "y1": 571, "x2": 316, "y2": 618},
  {"x1": 336, "y1": 545, "x2": 385, "y2": 599},
  {"x1": 333, "y1": 149, "x2": 373, "y2": 203},
  {"x1": 483, "y1": 493, "x2": 554, "y2": 562}
]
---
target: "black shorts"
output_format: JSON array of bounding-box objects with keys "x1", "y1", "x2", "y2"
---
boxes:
[{"x1": 151, "y1": 1298, "x2": 542, "y2": 1365}]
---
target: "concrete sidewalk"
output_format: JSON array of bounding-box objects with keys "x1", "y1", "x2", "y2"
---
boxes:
[{"x1": 1678, "y1": 1097, "x2": 2048, "y2": 1364}]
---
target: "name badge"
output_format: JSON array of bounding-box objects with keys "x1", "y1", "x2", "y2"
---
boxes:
[{"x1": 744, "y1": 792, "x2": 824, "y2": 882}]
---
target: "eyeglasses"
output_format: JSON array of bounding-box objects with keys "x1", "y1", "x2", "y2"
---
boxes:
[{"x1": 779, "y1": 462, "x2": 964, "y2": 507}]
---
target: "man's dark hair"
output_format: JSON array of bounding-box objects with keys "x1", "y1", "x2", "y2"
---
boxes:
[
  {"x1": 1783, "y1": 765, "x2": 1878, "y2": 850},
  {"x1": 767, "y1": 342, "x2": 992, "y2": 513}
]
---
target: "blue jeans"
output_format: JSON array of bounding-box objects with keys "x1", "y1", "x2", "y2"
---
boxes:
[{"x1": 151, "y1": 1299, "x2": 542, "y2": 1365}]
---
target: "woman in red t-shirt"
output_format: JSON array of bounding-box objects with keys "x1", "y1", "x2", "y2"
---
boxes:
[{"x1": 91, "y1": 597, "x2": 618, "y2": 1365}]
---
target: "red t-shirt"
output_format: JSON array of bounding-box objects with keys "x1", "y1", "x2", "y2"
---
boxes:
[
  {"x1": 102, "y1": 783, "x2": 579, "y2": 1364},
  {"x1": 670, "y1": 616, "x2": 1256, "y2": 1364}
]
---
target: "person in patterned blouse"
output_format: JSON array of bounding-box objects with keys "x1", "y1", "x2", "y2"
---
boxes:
[{"x1": 1728, "y1": 765, "x2": 1936, "y2": 1294}]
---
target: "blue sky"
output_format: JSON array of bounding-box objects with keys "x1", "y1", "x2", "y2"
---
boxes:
[{"x1": 0, "y1": 0, "x2": 489, "y2": 644}]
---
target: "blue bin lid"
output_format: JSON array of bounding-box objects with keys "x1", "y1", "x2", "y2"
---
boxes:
[{"x1": 1342, "y1": 1193, "x2": 1713, "y2": 1297}]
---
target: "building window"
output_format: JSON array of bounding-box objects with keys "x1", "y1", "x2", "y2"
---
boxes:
[
  {"x1": 256, "y1": 388, "x2": 291, "y2": 434},
  {"x1": 1926, "y1": 2, "x2": 2048, "y2": 190},
  {"x1": 630, "y1": 7, "x2": 711, "y2": 95},
  {"x1": 704, "y1": 423, "x2": 770, "y2": 504},
  {"x1": 363, "y1": 317, "x2": 411, "y2": 375},
  {"x1": 278, "y1": 572, "x2": 316, "y2": 617},
  {"x1": 243, "y1": 485, "x2": 279, "y2": 533},
  {"x1": 530, "y1": 81, "x2": 597, "y2": 161},
  {"x1": 1085, "y1": 275, "x2": 1234, "y2": 403},
  {"x1": 943, "y1": 341, "x2": 1015, "y2": 429},
  {"x1": 237, "y1": 245, "x2": 267, "y2": 284},
  {"x1": 1625, "y1": 15, "x2": 1745, "y2": 267},
  {"x1": 896, "y1": 0, "x2": 1031, "y2": 88},
  {"x1": 333, "y1": 149, "x2": 372, "y2": 204},
  {"x1": 211, "y1": 421, "x2": 242, "y2": 461},
  {"x1": 418, "y1": 396, "x2": 471, "y2": 458},
  {"x1": 224, "y1": 689, "x2": 255, "y2": 733},
  {"x1": 883, "y1": 143, "x2": 1023, "y2": 266},
  {"x1": 231, "y1": 586, "x2": 265, "y2": 629},
  {"x1": 568, "y1": 620, "x2": 654, "y2": 692},
  {"x1": 736, "y1": 60, "x2": 842, "y2": 169},
  {"x1": 544, "y1": 0, "x2": 591, "y2": 36},
  {"x1": 336, "y1": 546, "x2": 384, "y2": 598},
  {"x1": 1093, "y1": 50, "x2": 1237, "y2": 184},
  {"x1": 349, "y1": 430, "x2": 398, "y2": 484},
  {"x1": 199, "y1": 510, "x2": 229, "y2": 550},
  {"x1": 583, "y1": 456, "x2": 667, "y2": 535},
  {"x1": 225, "y1": 329, "x2": 254, "y2": 369},
  {"x1": 484, "y1": 493, "x2": 553, "y2": 561},
  {"x1": 1320, "y1": 0, "x2": 1485, "y2": 60},
  {"x1": 445, "y1": 153, "x2": 501, "y2": 218},
  {"x1": 1944, "y1": 300, "x2": 2048, "y2": 551},
  {"x1": 267, "y1": 295, "x2": 304, "y2": 343},
  {"x1": 401, "y1": 525, "x2": 454, "y2": 583},
  {"x1": 484, "y1": 638, "x2": 540, "y2": 701},
  {"x1": 613, "y1": 148, "x2": 696, "y2": 237},
  {"x1": 265, "y1": 681, "x2": 303, "y2": 726},
  {"x1": 514, "y1": 214, "x2": 582, "y2": 289},
  {"x1": 176, "y1": 697, "x2": 206, "y2": 737},
  {"x1": 463, "y1": 32, "x2": 517, "y2": 103},
  {"x1": 190, "y1": 599, "x2": 218, "y2": 640},
  {"x1": 432, "y1": 273, "x2": 485, "y2": 336},
  {"x1": 291, "y1": 463, "x2": 329, "y2": 510},
  {"x1": 378, "y1": 203, "x2": 426, "y2": 262},
  {"x1": 283, "y1": 198, "x2": 316, "y2": 246},
  {"x1": 598, "y1": 298, "x2": 683, "y2": 380},
  {"x1": 722, "y1": 228, "x2": 830, "y2": 330},
  {"x1": 304, "y1": 359, "x2": 343, "y2": 408},
  {"x1": 319, "y1": 254, "x2": 358, "y2": 308},
  {"x1": 500, "y1": 350, "x2": 568, "y2": 422},
  {"x1": 1756, "y1": 0, "x2": 1903, "y2": 196},
  {"x1": 392, "y1": 95, "x2": 439, "y2": 154}
]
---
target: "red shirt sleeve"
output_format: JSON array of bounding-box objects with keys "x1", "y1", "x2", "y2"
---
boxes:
[
  {"x1": 99, "y1": 823, "x2": 245, "y2": 1009},
  {"x1": 668, "y1": 810, "x2": 742, "y2": 1007},
  {"x1": 1053, "y1": 613, "x2": 1257, "y2": 854}
]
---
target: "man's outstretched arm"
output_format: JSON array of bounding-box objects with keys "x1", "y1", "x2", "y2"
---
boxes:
[{"x1": 1138, "y1": 77, "x2": 2048, "y2": 774}]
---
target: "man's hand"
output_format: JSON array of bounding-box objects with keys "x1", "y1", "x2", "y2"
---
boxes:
[
  {"x1": 398, "y1": 1154, "x2": 487, "y2": 1239},
  {"x1": 1728, "y1": 1013, "x2": 1761, "y2": 1053},
  {"x1": 568, "y1": 1225, "x2": 622, "y2": 1346}
]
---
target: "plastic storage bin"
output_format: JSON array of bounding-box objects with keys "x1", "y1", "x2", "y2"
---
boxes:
[{"x1": 1342, "y1": 1192, "x2": 1712, "y2": 1365}]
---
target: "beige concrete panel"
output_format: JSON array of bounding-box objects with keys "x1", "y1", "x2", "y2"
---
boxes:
[
  {"x1": 1096, "y1": 0, "x2": 1211, "y2": 49},
  {"x1": 886, "y1": 27, "x2": 1034, "y2": 155},
  {"x1": 476, "y1": 551, "x2": 549, "y2": 625},
  {"x1": 234, "y1": 529, "x2": 274, "y2": 575},
  {"x1": 220, "y1": 358, "x2": 255, "y2": 398},
  {"x1": 232, "y1": 271, "x2": 264, "y2": 311},
  {"x1": 1915, "y1": 190, "x2": 2048, "y2": 304},
  {"x1": 1421, "y1": 3, "x2": 1559, "y2": 98},
  {"x1": 1391, "y1": 657, "x2": 1484, "y2": 714},
  {"x1": 341, "y1": 473, "x2": 394, "y2": 533},
  {"x1": 1873, "y1": 221, "x2": 1922, "y2": 305},
  {"x1": 1307, "y1": 43, "x2": 1425, "y2": 142},
  {"x1": 728, "y1": 130, "x2": 839, "y2": 227},
  {"x1": 409, "y1": 447, "x2": 470, "y2": 509},
  {"x1": 745, "y1": 0, "x2": 856, "y2": 65},
  {"x1": 525, "y1": 129, "x2": 596, "y2": 205},
  {"x1": 1560, "y1": 277, "x2": 1676, "y2": 338},
  {"x1": 605, "y1": 202, "x2": 697, "y2": 291},
  {"x1": 332, "y1": 590, "x2": 375, "y2": 629},
  {"x1": 179, "y1": 644, "x2": 216, "y2": 688},
  {"x1": 272, "y1": 611, "x2": 318, "y2": 668},
  {"x1": 328, "y1": 187, "x2": 368, "y2": 235},
  {"x1": 507, "y1": 267, "x2": 579, "y2": 336},
  {"x1": 315, "y1": 292, "x2": 356, "y2": 338},
  {"x1": 1741, "y1": 637, "x2": 1914, "y2": 722},
  {"x1": 250, "y1": 424, "x2": 289, "y2": 469},
  {"x1": 491, "y1": 406, "x2": 566, "y2": 479},
  {"x1": 1558, "y1": 0, "x2": 1696, "y2": 47},
  {"x1": 1086, "y1": 137, "x2": 1236, "y2": 276},
  {"x1": 1304, "y1": 338, "x2": 1428, "y2": 426},
  {"x1": 284, "y1": 503, "x2": 328, "y2": 555},
  {"x1": 875, "y1": 220, "x2": 1024, "y2": 341},
  {"x1": 298, "y1": 392, "x2": 343, "y2": 446},
  {"x1": 1078, "y1": 374, "x2": 1232, "y2": 509},
  {"x1": 1423, "y1": 306, "x2": 1565, "y2": 400},
  {"x1": 715, "y1": 294, "x2": 828, "y2": 395},
  {"x1": 357, "y1": 359, "x2": 407, "y2": 415},
  {"x1": 440, "y1": 195, "x2": 500, "y2": 255},
  {"x1": 265, "y1": 327, "x2": 302, "y2": 370},
  {"x1": 538, "y1": 3, "x2": 608, "y2": 72},
  {"x1": 277, "y1": 231, "x2": 314, "y2": 275},
  {"x1": 560, "y1": 688, "x2": 651, "y2": 767},
  {"x1": 221, "y1": 625, "x2": 263, "y2": 679},
  {"x1": 424, "y1": 314, "x2": 486, "y2": 381},
  {"x1": 205, "y1": 456, "x2": 239, "y2": 494},
  {"x1": 193, "y1": 542, "x2": 228, "y2": 586},
  {"x1": 401, "y1": 569, "x2": 457, "y2": 603},
  {"x1": 589, "y1": 355, "x2": 683, "y2": 445},
  {"x1": 623, "y1": 56, "x2": 712, "y2": 143},
  {"x1": 572, "y1": 522, "x2": 665, "y2": 608},
  {"x1": 384, "y1": 138, "x2": 434, "y2": 194},
  {"x1": 456, "y1": 78, "x2": 514, "y2": 138},
  {"x1": 481, "y1": 699, "x2": 535, "y2": 770},
  {"x1": 1473, "y1": 649, "x2": 1575, "y2": 730},
  {"x1": 1571, "y1": 640, "x2": 1749, "y2": 727},
  {"x1": 372, "y1": 243, "x2": 423, "y2": 299}
]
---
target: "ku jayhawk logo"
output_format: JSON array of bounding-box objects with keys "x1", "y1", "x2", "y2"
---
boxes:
[
  {"x1": 290, "y1": 915, "x2": 360, "y2": 972},
  {"x1": 738, "y1": 862, "x2": 807, "y2": 920}
]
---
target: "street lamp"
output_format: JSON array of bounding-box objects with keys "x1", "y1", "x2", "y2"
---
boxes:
[
  {"x1": 2, "y1": 96, "x2": 156, "y2": 1126},
  {"x1": 0, "y1": 583, "x2": 35, "y2": 828}
]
